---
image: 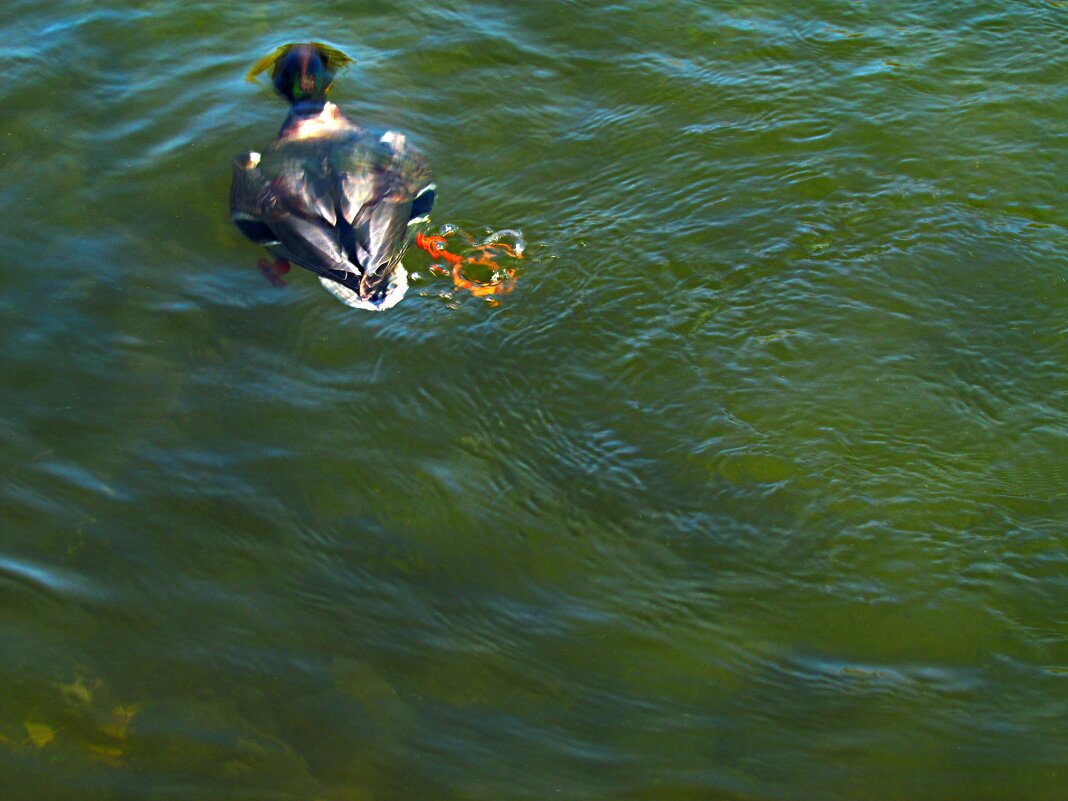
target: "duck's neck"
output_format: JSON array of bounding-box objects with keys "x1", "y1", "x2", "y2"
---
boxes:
[
  {"x1": 288, "y1": 99, "x2": 327, "y2": 117},
  {"x1": 279, "y1": 100, "x2": 328, "y2": 136},
  {"x1": 277, "y1": 101, "x2": 346, "y2": 140}
]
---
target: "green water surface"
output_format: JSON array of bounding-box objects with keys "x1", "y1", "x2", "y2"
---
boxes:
[{"x1": 1, "y1": 1, "x2": 1067, "y2": 799}]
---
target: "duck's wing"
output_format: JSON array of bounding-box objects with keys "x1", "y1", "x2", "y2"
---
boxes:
[
  {"x1": 229, "y1": 128, "x2": 435, "y2": 299},
  {"x1": 335, "y1": 130, "x2": 435, "y2": 297},
  {"x1": 229, "y1": 149, "x2": 362, "y2": 288}
]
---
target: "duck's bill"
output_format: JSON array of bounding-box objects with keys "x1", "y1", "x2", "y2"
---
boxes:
[{"x1": 318, "y1": 265, "x2": 408, "y2": 311}]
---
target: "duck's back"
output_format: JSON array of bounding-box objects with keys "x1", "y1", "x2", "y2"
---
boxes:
[{"x1": 230, "y1": 102, "x2": 434, "y2": 294}]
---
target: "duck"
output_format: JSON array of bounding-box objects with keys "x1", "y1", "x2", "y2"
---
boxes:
[{"x1": 230, "y1": 43, "x2": 436, "y2": 310}]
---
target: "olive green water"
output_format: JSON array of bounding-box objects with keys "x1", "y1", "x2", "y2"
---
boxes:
[{"x1": 2, "y1": 1, "x2": 1067, "y2": 799}]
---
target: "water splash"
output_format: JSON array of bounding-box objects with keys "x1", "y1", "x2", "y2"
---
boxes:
[{"x1": 415, "y1": 224, "x2": 526, "y2": 306}]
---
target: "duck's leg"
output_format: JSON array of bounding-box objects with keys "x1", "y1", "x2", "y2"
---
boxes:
[{"x1": 257, "y1": 258, "x2": 291, "y2": 288}]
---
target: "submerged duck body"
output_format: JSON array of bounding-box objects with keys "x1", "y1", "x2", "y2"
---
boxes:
[{"x1": 230, "y1": 44, "x2": 435, "y2": 310}]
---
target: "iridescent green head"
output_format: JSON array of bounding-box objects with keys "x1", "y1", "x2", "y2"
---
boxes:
[{"x1": 246, "y1": 42, "x2": 355, "y2": 105}]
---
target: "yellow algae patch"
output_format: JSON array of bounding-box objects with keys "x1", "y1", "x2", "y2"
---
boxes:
[
  {"x1": 53, "y1": 675, "x2": 142, "y2": 766},
  {"x1": 24, "y1": 722, "x2": 56, "y2": 749},
  {"x1": 88, "y1": 743, "x2": 124, "y2": 766},
  {"x1": 58, "y1": 676, "x2": 92, "y2": 705},
  {"x1": 86, "y1": 703, "x2": 141, "y2": 764},
  {"x1": 99, "y1": 704, "x2": 140, "y2": 741}
]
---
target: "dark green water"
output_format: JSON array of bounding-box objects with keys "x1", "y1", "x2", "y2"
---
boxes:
[{"x1": 2, "y1": 1, "x2": 1067, "y2": 799}]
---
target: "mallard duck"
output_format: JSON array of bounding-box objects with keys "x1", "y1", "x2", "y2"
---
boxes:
[{"x1": 230, "y1": 43, "x2": 435, "y2": 310}]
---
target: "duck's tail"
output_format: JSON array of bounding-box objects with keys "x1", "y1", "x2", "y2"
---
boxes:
[{"x1": 319, "y1": 265, "x2": 408, "y2": 311}]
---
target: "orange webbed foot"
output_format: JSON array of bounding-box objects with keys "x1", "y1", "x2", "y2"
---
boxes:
[{"x1": 415, "y1": 231, "x2": 463, "y2": 265}]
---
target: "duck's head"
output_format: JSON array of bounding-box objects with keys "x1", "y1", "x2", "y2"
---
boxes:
[{"x1": 247, "y1": 42, "x2": 355, "y2": 106}]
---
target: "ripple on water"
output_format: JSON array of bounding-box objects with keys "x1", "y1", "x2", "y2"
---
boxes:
[
  {"x1": 0, "y1": 553, "x2": 109, "y2": 607},
  {"x1": 1, "y1": 0, "x2": 1068, "y2": 798}
]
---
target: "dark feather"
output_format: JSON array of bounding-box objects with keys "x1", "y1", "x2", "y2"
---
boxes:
[{"x1": 230, "y1": 103, "x2": 433, "y2": 306}]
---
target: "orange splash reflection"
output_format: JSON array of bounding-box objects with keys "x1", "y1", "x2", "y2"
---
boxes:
[{"x1": 416, "y1": 227, "x2": 524, "y2": 304}]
